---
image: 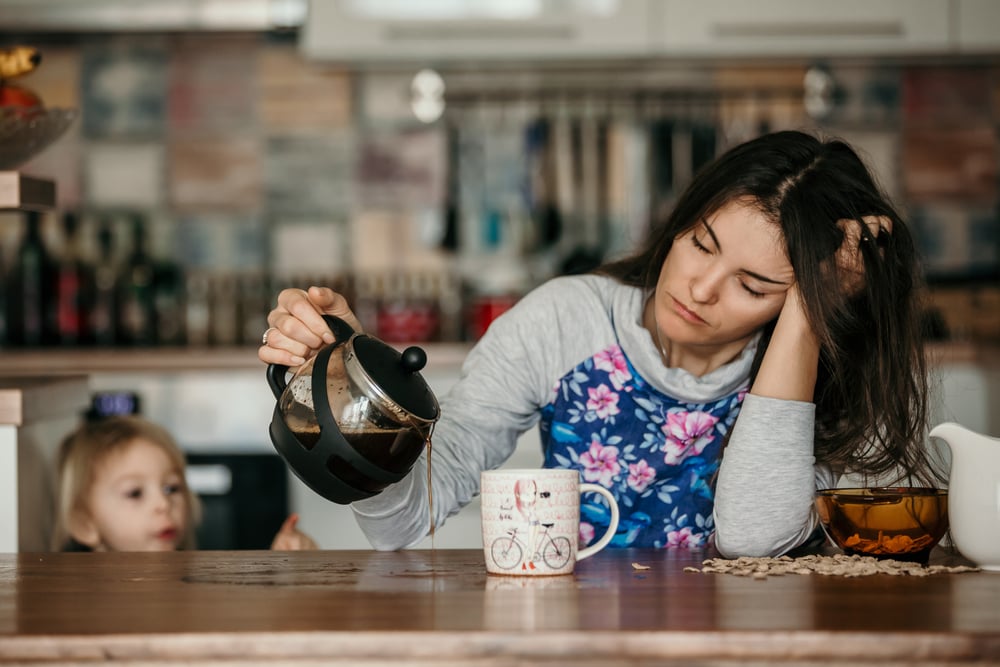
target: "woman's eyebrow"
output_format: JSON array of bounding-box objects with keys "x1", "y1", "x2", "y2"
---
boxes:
[{"x1": 703, "y1": 220, "x2": 790, "y2": 286}]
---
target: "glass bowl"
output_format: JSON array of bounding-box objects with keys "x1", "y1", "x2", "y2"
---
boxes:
[
  {"x1": 0, "y1": 107, "x2": 78, "y2": 170},
  {"x1": 815, "y1": 487, "x2": 949, "y2": 563}
]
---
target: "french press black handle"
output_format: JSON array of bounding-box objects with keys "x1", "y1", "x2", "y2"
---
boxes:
[{"x1": 265, "y1": 315, "x2": 358, "y2": 399}]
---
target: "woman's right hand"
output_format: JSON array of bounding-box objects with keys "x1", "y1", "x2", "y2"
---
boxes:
[{"x1": 257, "y1": 285, "x2": 363, "y2": 368}]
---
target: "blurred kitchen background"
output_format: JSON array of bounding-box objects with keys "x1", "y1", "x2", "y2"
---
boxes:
[{"x1": 0, "y1": 0, "x2": 998, "y2": 550}]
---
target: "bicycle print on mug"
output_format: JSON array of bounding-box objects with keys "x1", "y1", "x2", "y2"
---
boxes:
[{"x1": 480, "y1": 469, "x2": 620, "y2": 576}]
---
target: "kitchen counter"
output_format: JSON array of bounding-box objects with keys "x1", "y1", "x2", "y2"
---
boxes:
[{"x1": 1, "y1": 548, "x2": 998, "y2": 665}]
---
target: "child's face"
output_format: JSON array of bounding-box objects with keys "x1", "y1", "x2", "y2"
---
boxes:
[{"x1": 80, "y1": 438, "x2": 189, "y2": 552}]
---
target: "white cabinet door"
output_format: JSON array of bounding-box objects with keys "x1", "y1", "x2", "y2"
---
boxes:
[
  {"x1": 656, "y1": 0, "x2": 950, "y2": 56},
  {"x1": 955, "y1": 0, "x2": 1000, "y2": 52},
  {"x1": 301, "y1": 0, "x2": 656, "y2": 61}
]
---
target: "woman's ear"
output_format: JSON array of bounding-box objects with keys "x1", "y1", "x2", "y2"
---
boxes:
[{"x1": 67, "y1": 509, "x2": 102, "y2": 550}]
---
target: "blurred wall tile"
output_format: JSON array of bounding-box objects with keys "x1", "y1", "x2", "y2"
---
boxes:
[
  {"x1": 175, "y1": 214, "x2": 266, "y2": 271},
  {"x1": 270, "y1": 219, "x2": 346, "y2": 279},
  {"x1": 355, "y1": 126, "x2": 445, "y2": 210},
  {"x1": 168, "y1": 35, "x2": 259, "y2": 135},
  {"x1": 902, "y1": 127, "x2": 997, "y2": 202},
  {"x1": 911, "y1": 204, "x2": 999, "y2": 279},
  {"x1": 903, "y1": 67, "x2": 992, "y2": 126},
  {"x1": 835, "y1": 129, "x2": 899, "y2": 202},
  {"x1": 265, "y1": 133, "x2": 355, "y2": 217},
  {"x1": 825, "y1": 65, "x2": 900, "y2": 126},
  {"x1": 81, "y1": 40, "x2": 168, "y2": 139},
  {"x1": 256, "y1": 45, "x2": 351, "y2": 132},
  {"x1": 169, "y1": 137, "x2": 262, "y2": 212},
  {"x1": 84, "y1": 142, "x2": 164, "y2": 208},
  {"x1": 349, "y1": 210, "x2": 448, "y2": 273}
]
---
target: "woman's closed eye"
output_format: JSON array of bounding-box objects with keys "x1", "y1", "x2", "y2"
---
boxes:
[
  {"x1": 693, "y1": 233, "x2": 767, "y2": 298},
  {"x1": 691, "y1": 234, "x2": 712, "y2": 254}
]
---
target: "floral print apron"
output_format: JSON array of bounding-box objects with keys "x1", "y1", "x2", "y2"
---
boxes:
[{"x1": 540, "y1": 344, "x2": 747, "y2": 549}]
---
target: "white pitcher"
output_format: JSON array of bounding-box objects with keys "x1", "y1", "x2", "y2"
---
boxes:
[{"x1": 929, "y1": 422, "x2": 1000, "y2": 571}]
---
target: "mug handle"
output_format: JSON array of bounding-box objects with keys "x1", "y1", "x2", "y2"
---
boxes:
[{"x1": 576, "y1": 483, "x2": 620, "y2": 561}]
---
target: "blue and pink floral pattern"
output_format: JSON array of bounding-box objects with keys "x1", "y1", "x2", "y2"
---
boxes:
[{"x1": 540, "y1": 344, "x2": 747, "y2": 549}]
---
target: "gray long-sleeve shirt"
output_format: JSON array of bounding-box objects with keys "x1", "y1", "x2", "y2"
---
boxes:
[{"x1": 351, "y1": 274, "x2": 835, "y2": 556}]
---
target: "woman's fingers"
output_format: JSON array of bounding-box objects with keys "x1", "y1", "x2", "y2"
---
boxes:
[
  {"x1": 834, "y1": 215, "x2": 892, "y2": 297},
  {"x1": 304, "y1": 286, "x2": 364, "y2": 336},
  {"x1": 861, "y1": 214, "x2": 892, "y2": 240},
  {"x1": 258, "y1": 286, "x2": 365, "y2": 366}
]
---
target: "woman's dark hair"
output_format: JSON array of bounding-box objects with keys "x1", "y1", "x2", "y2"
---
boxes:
[{"x1": 599, "y1": 130, "x2": 942, "y2": 485}]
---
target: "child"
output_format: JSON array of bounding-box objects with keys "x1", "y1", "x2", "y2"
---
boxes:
[{"x1": 51, "y1": 415, "x2": 317, "y2": 552}]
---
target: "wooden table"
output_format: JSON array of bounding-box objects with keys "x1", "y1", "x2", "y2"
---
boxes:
[{"x1": 1, "y1": 548, "x2": 998, "y2": 665}]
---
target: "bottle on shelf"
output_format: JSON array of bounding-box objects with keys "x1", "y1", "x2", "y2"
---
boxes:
[
  {"x1": 6, "y1": 210, "x2": 55, "y2": 347},
  {"x1": 153, "y1": 259, "x2": 185, "y2": 346},
  {"x1": 53, "y1": 210, "x2": 95, "y2": 346},
  {"x1": 116, "y1": 213, "x2": 157, "y2": 346},
  {"x1": 90, "y1": 218, "x2": 118, "y2": 346},
  {"x1": 184, "y1": 271, "x2": 211, "y2": 347},
  {"x1": 0, "y1": 242, "x2": 7, "y2": 346}
]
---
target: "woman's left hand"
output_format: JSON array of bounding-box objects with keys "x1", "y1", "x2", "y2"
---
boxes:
[
  {"x1": 270, "y1": 513, "x2": 319, "y2": 551},
  {"x1": 835, "y1": 215, "x2": 891, "y2": 296}
]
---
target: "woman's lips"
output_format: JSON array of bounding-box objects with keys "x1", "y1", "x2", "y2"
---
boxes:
[{"x1": 672, "y1": 297, "x2": 707, "y2": 325}]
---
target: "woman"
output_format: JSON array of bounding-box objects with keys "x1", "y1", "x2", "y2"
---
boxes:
[{"x1": 258, "y1": 130, "x2": 942, "y2": 557}]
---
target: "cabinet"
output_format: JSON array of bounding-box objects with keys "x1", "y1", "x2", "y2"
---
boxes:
[
  {"x1": 656, "y1": 0, "x2": 951, "y2": 57},
  {"x1": 954, "y1": 0, "x2": 1000, "y2": 52},
  {"x1": 300, "y1": 0, "x2": 656, "y2": 61},
  {"x1": 300, "y1": 0, "x2": 968, "y2": 63}
]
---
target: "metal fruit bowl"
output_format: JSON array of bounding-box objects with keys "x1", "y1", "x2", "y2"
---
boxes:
[
  {"x1": 815, "y1": 487, "x2": 949, "y2": 563},
  {"x1": 0, "y1": 107, "x2": 78, "y2": 170}
]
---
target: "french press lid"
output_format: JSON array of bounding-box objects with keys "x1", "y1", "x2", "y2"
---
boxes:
[{"x1": 344, "y1": 334, "x2": 440, "y2": 428}]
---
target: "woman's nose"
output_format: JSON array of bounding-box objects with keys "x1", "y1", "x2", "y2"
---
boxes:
[{"x1": 689, "y1": 270, "x2": 721, "y2": 305}]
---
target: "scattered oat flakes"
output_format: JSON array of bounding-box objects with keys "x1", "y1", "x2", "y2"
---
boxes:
[
  {"x1": 685, "y1": 554, "x2": 981, "y2": 578},
  {"x1": 631, "y1": 562, "x2": 651, "y2": 570}
]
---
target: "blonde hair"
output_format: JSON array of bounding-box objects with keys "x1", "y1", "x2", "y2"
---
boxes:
[{"x1": 51, "y1": 416, "x2": 202, "y2": 551}]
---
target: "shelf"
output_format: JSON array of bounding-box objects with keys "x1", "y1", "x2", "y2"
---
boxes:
[
  {"x1": 0, "y1": 341, "x2": 990, "y2": 377},
  {"x1": 0, "y1": 171, "x2": 56, "y2": 211},
  {"x1": 0, "y1": 343, "x2": 473, "y2": 376}
]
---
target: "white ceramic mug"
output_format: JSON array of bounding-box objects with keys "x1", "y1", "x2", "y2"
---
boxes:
[{"x1": 480, "y1": 468, "x2": 620, "y2": 576}]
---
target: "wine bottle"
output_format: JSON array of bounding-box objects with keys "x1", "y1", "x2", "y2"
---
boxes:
[
  {"x1": 90, "y1": 219, "x2": 118, "y2": 346},
  {"x1": 54, "y1": 211, "x2": 95, "y2": 346},
  {"x1": 116, "y1": 213, "x2": 157, "y2": 346},
  {"x1": 7, "y1": 211, "x2": 55, "y2": 347},
  {"x1": 0, "y1": 242, "x2": 7, "y2": 346}
]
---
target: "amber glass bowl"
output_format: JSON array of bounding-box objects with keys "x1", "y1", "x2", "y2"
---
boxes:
[{"x1": 815, "y1": 487, "x2": 949, "y2": 563}]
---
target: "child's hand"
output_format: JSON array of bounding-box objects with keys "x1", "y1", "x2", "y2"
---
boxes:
[{"x1": 270, "y1": 513, "x2": 319, "y2": 551}]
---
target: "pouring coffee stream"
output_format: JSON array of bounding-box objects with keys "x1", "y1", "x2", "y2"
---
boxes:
[{"x1": 266, "y1": 315, "x2": 440, "y2": 515}]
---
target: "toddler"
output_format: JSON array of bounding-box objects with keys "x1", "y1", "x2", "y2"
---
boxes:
[{"x1": 52, "y1": 415, "x2": 316, "y2": 552}]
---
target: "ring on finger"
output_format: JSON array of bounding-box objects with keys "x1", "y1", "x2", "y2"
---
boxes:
[{"x1": 262, "y1": 327, "x2": 278, "y2": 345}]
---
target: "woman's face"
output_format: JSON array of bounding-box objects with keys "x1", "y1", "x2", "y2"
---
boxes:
[
  {"x1": 654, "y1": 198, "x2": 795, "y2": 358},
  {"x1": 77, "y1": 438, "x2": 189, "y2": 552}
]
